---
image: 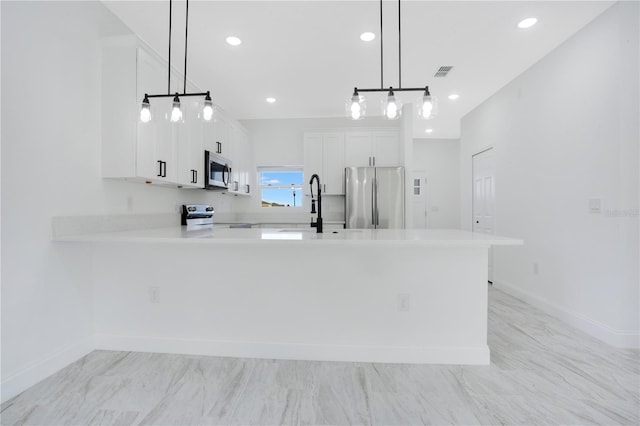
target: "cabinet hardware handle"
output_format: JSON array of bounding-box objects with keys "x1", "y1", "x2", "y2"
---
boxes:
[
  {"x1": 157, "y1": 160, "x2": 163, "y2": 177},
  {"x1": 373, "y1": 156, "x2": 376, "y2": 166},
  {"x1": 194, "y1": 170, "x2": 197, "y2": 183},
  {"x1": 371, "y1": 179, "x2": 375, "y2": 226}
]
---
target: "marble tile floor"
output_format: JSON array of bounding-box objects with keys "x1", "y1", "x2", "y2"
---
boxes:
[{"x1": 1, "y1": 287, "x2": 638, "y2": 425}]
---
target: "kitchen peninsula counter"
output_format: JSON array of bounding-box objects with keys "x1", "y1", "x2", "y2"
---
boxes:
[
  {"x1": 55, "y1": 225, "x2": 522, "y2": 366},
  {"x1": 55, "y1": 226, "x2": 521, "y2": 247}
]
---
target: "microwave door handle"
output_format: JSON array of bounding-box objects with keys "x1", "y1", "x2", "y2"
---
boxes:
[{"x1": 223, "y1": 165, "x2": 230, "y2": 186}]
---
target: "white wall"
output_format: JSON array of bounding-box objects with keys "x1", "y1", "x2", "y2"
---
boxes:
[
  {"x1": 460, "y1": 2, "x2": 639, "y2": 347},
  {"x1": 0, "y1": 1, "x2": 224, "y2": 401},
  {"x1": 238, "y1": 118, "x2": 398, "y2": 222},
  {"x1": 413, "y1": 138, "x2": 460, "y2": 229}
]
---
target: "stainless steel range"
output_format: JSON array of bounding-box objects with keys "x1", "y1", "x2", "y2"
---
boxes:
[{"x1": 181, "y1": 204, "x2": 214, "y2": 229}]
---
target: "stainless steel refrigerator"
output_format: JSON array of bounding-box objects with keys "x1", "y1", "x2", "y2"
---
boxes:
[{"x1": 345, "y1": 167, "x2": 405, "y2": 229}]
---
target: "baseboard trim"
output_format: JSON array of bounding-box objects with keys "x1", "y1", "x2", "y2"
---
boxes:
[
  {"x1": 95, "y1": 334, "x2": 490, "y2": 365},
  {"x1": 1, "y1": 336, "x2": 95, "y2": 403},
  {"x1": 493, "y1": 280, "x2": 640, "y2": 349}
]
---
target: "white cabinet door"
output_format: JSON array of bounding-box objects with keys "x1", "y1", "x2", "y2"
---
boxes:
[
  {"x1": 303, "y1": 134, "x2": 324, "y2": 196},
  {"x1": 372, "y1": 132, "x2": 400, "y2": 166},
  {"x1": 344, "y1": 132, "x2": 372, "y2": 167},
  {"x1": 304, "y1": 133, "x2": 344, "y2": 195},
  {"x1": 229, "y1": 124, "x2": 242, "y2": 192},
  {"x1": 237, "y1": 127, "x2": 252, "y2": 193},
  {"x1": 215, "y1": 116, "x2": 232, "y2": 158},
  {"x1": 202, "y1": 117, "x2": 217, "y2": 154},
  {"x1": 344, "y1": 131, "x2": 400, "y2": 167},
  {"x1": 136, "y1": 48, "x2": 168, "y2": 181},
  {"x1": 322, "y1": 133, "x2": 344, "y2": 195},
  {"x1": 177, "y1": 97, "x2": 204, "y2": 188}
]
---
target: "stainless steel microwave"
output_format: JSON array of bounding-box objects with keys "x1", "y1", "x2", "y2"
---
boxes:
[{"x1": 204, "y1": 150, "x2": 232, "y2": 190}]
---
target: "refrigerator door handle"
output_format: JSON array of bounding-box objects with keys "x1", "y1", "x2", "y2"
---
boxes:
[
  {"x1": 371, "y1": 177, "x2": 376, "y2": 226},
  {"x1": 374, "y1": 177, "x2": 379, "y2": 227}
]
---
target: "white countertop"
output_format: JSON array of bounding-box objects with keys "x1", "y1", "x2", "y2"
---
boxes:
[{"x1": 54, "y1": 226, "x2": 523, "y2": 247}]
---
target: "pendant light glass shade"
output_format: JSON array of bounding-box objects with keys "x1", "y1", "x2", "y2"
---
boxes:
[
  {"x1": 416, "y1": 87, "x2": 437, "y2": 120},
  {"x1": 383, "y1": 88, "x2": 402, "y2": 120},
  {"x1": 346, "y1": 89, "x2": 366, "y2": 120},
  {"x1": 203, "y1": 92, "x2": 214, "y2": 122},
  {"x1": 170, "y1": 94, "x2": 183, "y2": 123},
  {"x1": 140, "y1": 95, "x2": 152, "y2": 123}
]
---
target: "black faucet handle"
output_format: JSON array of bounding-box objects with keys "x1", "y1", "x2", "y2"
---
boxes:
[{"x1": 310, "y1": 199, "x2": 317, "y2": 214}]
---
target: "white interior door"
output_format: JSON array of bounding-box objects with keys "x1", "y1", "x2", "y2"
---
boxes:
[
  {"x1": 411, "y1": 171, "x2": 427, "y2": 228},
  {"x1": 472, "y1": 148, "x2": 495, "y2": 282}
]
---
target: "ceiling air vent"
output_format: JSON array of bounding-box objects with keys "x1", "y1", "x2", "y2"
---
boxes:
[{"x1": 434, "y1": 66, "x2": 453, "y2": 78}]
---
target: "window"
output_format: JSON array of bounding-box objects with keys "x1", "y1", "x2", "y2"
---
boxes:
[{"x1": 258, "y1": 167, "x2": 303, "y2": 208}]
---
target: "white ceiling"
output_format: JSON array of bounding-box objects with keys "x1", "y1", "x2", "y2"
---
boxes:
[{"x1": 103, "y1": 1, "x2": 613, "y2": 139}]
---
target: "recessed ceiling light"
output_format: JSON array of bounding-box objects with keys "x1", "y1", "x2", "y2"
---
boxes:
[
  {"x1": 360, "y1": 32, "x2": 376, "y2": 42},
  {"x1": 266, "y1": 97, "x2": 276, "y2": 104},
  {"x1": 226, "y1": 36, "x2": 242, "y2": 46},
  {"x1": 425, "y1": 129, "x2": 433, "y2": 134},
  {"x1": 448, "y1": 94, "x2": 459, "y2": 100},
  {"x1": 517, "y1": 18, "x2": 538, "y2": 29}
]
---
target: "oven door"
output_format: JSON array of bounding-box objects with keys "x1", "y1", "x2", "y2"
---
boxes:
[{"x1": 205, "y1": 151, "x2": 231, "y2": 189}]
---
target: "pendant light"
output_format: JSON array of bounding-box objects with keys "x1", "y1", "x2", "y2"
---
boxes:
[
  {"x1": 140, "y1": 0, "x2": 214, "y2": 123},
  {"x1": 348, "y1": 0, "x2": 436, "y2": 121},
  {"x1": 347, "y1": 88, "x2": 366, "y2": 120},
  {"x1": 203, "y1": 92, "x2": 214, "y2": 121},
  {"x1": 417, "y1": 87, "x2": 435, "y2": 119},
  {"x1": 140, "y1": 95, "x2": 151, "y2": 123},
  {"x1": 383, "y1": 88, "x2": 401, "y2": 120}
]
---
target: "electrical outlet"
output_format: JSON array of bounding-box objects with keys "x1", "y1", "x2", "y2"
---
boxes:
[
  {"x1": 398, "y1": 294, "x2": 410, "y2": 312},
  {"x1": 149, "y1": 286, "x2": 160, "y2": 303},
  {"x1": 126, "y1": 196, "x2": 133, "y2": 212},
  {"x1": 533, "y1": 262, "x2": 539, "y2": 275}
]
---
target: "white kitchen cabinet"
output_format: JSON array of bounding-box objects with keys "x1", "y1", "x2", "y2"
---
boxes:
[
  {"x1": 227, "y1": 123, "x2": 252, "y2": 196},
  {"x1": 344, "y1": 131, "x2": 400, "y2": 167},
  {"x1": 303, "y1": 132, "x2": 345, "y2": 195},
  {"x1": 208, "y1": 113, "x2": 232, "y2": 158},
  {"x1": 102, "y1": 36, "x2": 194, "y2": 186},
  {"x1": 102, "y1": 35, "x2": 253, "y2": 191},
  {"x1": 343, "y1": 132, "x2": 372, "y2": 168},
  {"x1": 176, "y1": 97, "x2": 204, "y2": 188}
]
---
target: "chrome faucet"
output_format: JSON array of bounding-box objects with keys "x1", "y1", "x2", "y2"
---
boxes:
[{"x1": 309, "y1": 174, "x2": 323, "y2": 233}]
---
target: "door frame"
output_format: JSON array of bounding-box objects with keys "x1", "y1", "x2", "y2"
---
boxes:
[
  {"x1": 471, "y1": 146, "x2": 494, "y2": 230},
  {"x1": 411, "y1": 170, "x2": 428, "y2": 229},
  {"x1": 471, "y1": 146, "x2": 495, "y2": 284}
]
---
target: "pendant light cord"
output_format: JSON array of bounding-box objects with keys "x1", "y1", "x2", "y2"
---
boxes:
[
  {"x1": 168, "y1": 0, "x2": 172, "y2": 94},
  {"x1": 379, "y1": 0, "x2": 384, "y2": 89},
  {"x1": 184, "y1": 0, "x2": 189, "y2": 94},
  {"x1": 398, "y1": 0, "x2": 401, "y2": 88}
]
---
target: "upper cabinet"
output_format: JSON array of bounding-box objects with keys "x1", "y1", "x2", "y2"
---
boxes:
[
  {"x1": 344, "y1": 131, "x2": 400, "y2": 167},
  {"x1": 303, "y1": 130, "x2": 400, "y2": 196},
  {"x1": 303, "y1": 132, "x2": 345, "y2": 195},
  {"x1": 102, "y1": 38, "x2": 188, "y2": 186},
  {"x1": 176, "y1": 96, "x2": 205, "y2": 187},
  {"x1": 228, "y1": 123, "x2": 253, "y2": 195},
  {"x1": 101, "y1": 36, "x2": 251, "y2": 191}
]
